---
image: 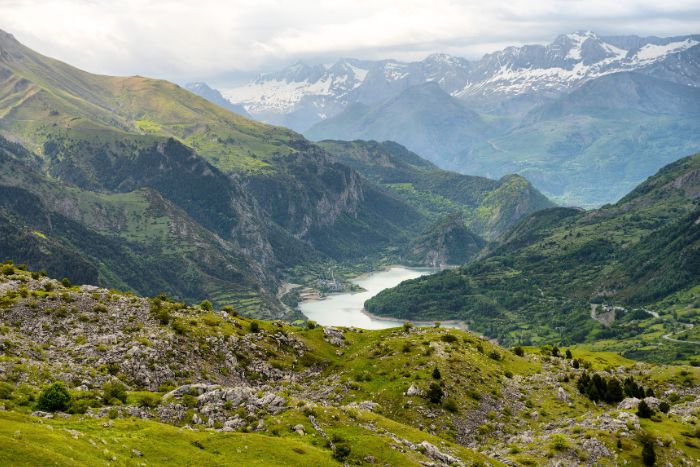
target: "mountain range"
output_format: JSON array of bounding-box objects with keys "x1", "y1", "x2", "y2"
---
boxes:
[
  {"x1": 0, "y1": 30, "x2": 548, "y2": 317},
  {"x1": 0, "y1": 26, "x2": 700, "y2": 467},
  {"x1": 209, "y1": 31, "x2": 700, "y2": 206}
]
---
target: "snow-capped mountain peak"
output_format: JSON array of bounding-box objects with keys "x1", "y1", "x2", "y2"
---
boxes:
[{"x1": 215, "y1": 32, "x2": 699, "y2": 130}]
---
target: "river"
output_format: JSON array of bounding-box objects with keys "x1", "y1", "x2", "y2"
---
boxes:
[{"x1": 298, "y1": 266, "x2": 438, "y2": 329}]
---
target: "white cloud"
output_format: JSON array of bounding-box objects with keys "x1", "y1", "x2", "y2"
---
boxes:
[{"x1": 0, "y1": 0, "x2": 698, "y2": 82}]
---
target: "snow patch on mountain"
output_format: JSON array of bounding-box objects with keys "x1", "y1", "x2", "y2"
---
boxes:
[
  {"x1": 213, "y1": 32, "x2": 699, "y2": 124},
  {"x1": 634, "y1": 39, "x2": 699, "y2": 62}
]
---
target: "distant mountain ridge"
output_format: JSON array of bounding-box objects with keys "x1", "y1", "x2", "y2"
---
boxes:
[
  {"x1": 205, "y1": 31, "x2": 700, "y2": 207},
  {"x1": 216, "y1": 31, "x2": 699, "y2": 130}
]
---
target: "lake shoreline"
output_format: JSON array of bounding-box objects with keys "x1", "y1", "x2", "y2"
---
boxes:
[
  {"x1": 298, "y1": 265, "x2": 460, "y2": 330},
  {"x1": 359, "y1": 308, "x2": 469, "y2": 330}
]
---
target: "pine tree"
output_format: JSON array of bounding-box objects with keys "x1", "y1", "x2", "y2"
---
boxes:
[
  {"x1": 642, "y1": 439, "x2": 656, "y2": 466},
  {"x1": 637, "y1": 400, "x2": 653, "y2": 419}
]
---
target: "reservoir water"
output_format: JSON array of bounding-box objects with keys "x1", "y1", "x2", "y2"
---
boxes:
[{"x1": 298, "y1": 266, "x2": 436, "y2": 329}]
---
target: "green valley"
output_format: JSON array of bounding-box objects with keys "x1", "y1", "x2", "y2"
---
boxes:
[
  {"x1": 366, "y1": 153, "x2": 700, "y2": 364},
  {"x1": 0, "y1": 30, "x2": 554, "y2": 317}
]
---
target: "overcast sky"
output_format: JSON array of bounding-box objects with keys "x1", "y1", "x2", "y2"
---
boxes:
[{"x1": 1, "y1": 0, "x2": 699, "y2": 84}]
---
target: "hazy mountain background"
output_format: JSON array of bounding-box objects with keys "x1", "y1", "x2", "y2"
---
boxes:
[{"x1": 204, "y1": 32, "x2": 700, "y2": 206}]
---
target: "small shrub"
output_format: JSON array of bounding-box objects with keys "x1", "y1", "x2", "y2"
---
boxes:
[
  {"x1": 513, "y1": 346, "x2": 525, "y2": 357},
  {"x1": 200, "y1": 299, "x2": 213, "y2": 311},
  {"x1": 659, "y1": 401, "x2": 670, "y2": 414},
  {"x1": 440, "y1": 334, "x2": 458, "y2": 343},
  {"x1": 0, "y1": 382, "x2": 14, "y2": 399},
  {"x1": 641, "y1": 438, "x2": 656, "y2": 466},
  {"x1": 333, "y1": 442, "x2": 351, "y2": 461},
  {"x1": 432, "y1": 367, "x2": 441, "y2": 379},
  {"x1": 69, "y1": 398, "x2": 95, "y2": 414},
  {"x1": 306, "y1": 320, "x2": 317, "y2": 330},
  {"x1": 171, "y1": 319, "x2": 187, "y2": 335},
  {"x1": 93, "y1": 304, "x2": 108, "y2": 313},
  {"x1": 403, "y1": 321, "x2": 413, "y2": 332},
  {"x1": 565, "y1": 349, "x2": 573, "y2": 359},
  {"x1": 61, "y1": 277, "x2": 72, "y2": 288},
  {"x1": 136, "y1": 392, "x2": 161, "y2": 408},
  {"x1": 2, "y1": 265, "x2": 15, "y2": 276},
  {"x1": 488, "y1": 350, "x2": 502, "y2": 361},
  {"x1": 36, "y1": 382, "x2": 71, "y2": 412},
  {"x1": 443, "y1": 398, "x2": 459, "y2": 413},
  {"x1": 107, "y1": 407, "x2": 119, "y2": 419},
  {"x1": 249, "y1": 321, "x2": 260, "y2": 333},
  {"x1": 551, "y1": 434, "x2": 569, "y2": 451},
  {"x1": 103, "y1": 380, "x2": 128, "y2": 404}
]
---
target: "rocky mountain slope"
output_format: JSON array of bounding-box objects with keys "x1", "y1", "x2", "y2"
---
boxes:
[
  {"x1": 366, "y1": 152, "x2": 700, "y2": 364},
  {"x1": 0, "y1": 266, "x2": 698, "y2": 465}
]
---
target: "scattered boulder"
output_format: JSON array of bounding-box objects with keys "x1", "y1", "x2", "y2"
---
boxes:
[
  {"x1": 406, "y1": 384, "x2": 422, "y2": 396},
  {"x1": 294, "y1": 424, "x2": 305, "y2": 435},
  {"x1": 557, "y1": 387, "x2": 569, "y2": 402},
  {"x1": 582, "y1": 438, "x2": 611, "y2": 462},
  {"x1": 618, "y1": 397, "x2": 640, "y2": 410},
  {"x1": 418, "y1": 441, "x2": 464, "y2": 466},
  {"x1": 346, "y1": 401, "x2": 380, "y2": 412},
  {"x1": 323, "y1": 327, "x2": 345, "y2": 346},
  {"x1": 643, "y1": 397, "x2": 661, "y2": 410}
]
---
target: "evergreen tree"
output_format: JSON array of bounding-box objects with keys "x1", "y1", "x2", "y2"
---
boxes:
[
  {"x1": 605, "y1": 379, "x2": 624, "y2": 403},
  {"x1": 36, "y1": 382, "x2": 71, "y2": 412},
  {"x1": 637, "y1": 400, "x2": 653, "y2": 418},
  {"x1": 642, "y1": 439, "x2": 656, "y2": 466},
  {"x1": 426, "y1": 383, "x2": 444, "y2": 404}
]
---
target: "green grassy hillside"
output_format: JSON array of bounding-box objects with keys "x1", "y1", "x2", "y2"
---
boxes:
[
  {"x1": 366, "y1": 153, "x2": 700, "y2": 363},
  {"x1": 0, "y1": 267, "x2": 698, "y2": 465}
]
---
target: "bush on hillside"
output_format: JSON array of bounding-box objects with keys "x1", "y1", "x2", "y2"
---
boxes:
[
  {"x1": 36, "y1": 382, "x2": 71, "y2": 412},
  {"x1": 103, "y1": 380, "x2": 128, "y2": 404}
]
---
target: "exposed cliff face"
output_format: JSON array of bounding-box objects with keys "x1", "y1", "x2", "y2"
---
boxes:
[{"x1": 317, "y1": 140, "x2": 555, "y2": 241}]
